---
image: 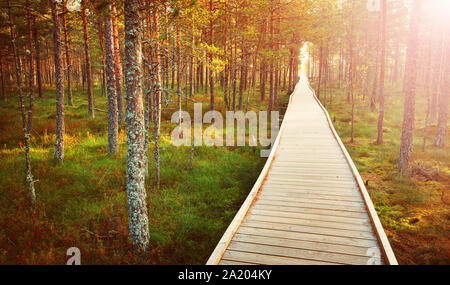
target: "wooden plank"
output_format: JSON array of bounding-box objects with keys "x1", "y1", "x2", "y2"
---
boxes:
[
  {"x1": 237, "y1": 226, "x2": 379, "y2": 248},
  {"x1": 263, "y1": 181, "x2": 359, "y2": 191},
  {"x1": 219, "y1": 259, "x2": 257, "y2": 265},
  {"x1": 232, "y1": 233, "x2": 381, "y2": 258},
  {"x1": 245, "y1": 214, "x2": 373, "y2": 232},
  {"x1": 267, "y1": 172, "x2": 355, "y2": 181},
  {"x1": 258, "y1": 194, "x2": 365, "y2": 208},
  {"x1": 255, "y1": 198, "x2": 366, "y2": 213},
  {"x1": 222, "y1": 250, "x2": 339, "y2": 265},
  {"x1": 242, "y1": 220, "x2": 377, "y2": 240},
  {"x1": 228, "y1": 241, "x2": 382, "y2": 265},
  {"x1": 249, "y1": 208, "x2": 370, "y2": 225},
  {"x1": 259, "y1": 190, "x2": 364, "y2": 202},
  {"x1": 262, "y1": 185, "x2": 360, "y2": 196},
  {"x1": 252, "y1": 204, "x2": 370, "y2": 219},
  {"x1": 272, "y1": 161, "x2": 348, "y2": 167},
  {"x1": 269, "y1": 166, "x2": 353, "y2": 174},
  {"x1": 270, "y1": 163, "x2": 352, "y2": 173},
  {"x1": 266, "y1": 177, "x2": 357, "y2": 186}
]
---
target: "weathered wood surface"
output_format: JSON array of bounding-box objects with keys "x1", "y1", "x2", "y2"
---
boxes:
[{"x1": 207, "y1": 74, "x2": 397, "y2": 265}]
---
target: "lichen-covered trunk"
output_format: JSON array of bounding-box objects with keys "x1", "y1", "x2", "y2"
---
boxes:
[
  {"x1": 105, "y1": 4, "x2": 119, "y2": 154},
  {"x1": 399, "y1": 0, "x2": 421, "y2": 174},
  {"x1": 124, "y1": 0, "x2": 150, "y2": 252},
  {"x1": 82, "y1": 1, "x2": 94, "y2": 118},
  {"x1": 50, "y1": 0, "x2": 65, "y2": 164},
  {"x1": 112, "y1": 1, "x2": 124, "y2": 122},
  {"x1": 8, "y1": 0, "x2": 36, "y2": 209}
]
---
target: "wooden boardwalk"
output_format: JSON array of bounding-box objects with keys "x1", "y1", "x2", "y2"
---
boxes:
[{"x1": 206, "y1": 73, "x2": 398, "y2": 265}]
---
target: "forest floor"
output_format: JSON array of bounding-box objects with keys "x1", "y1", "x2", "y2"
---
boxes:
[
  {"x1": 0, "y1": 84, "x2": 289, "y2": 264},
  {"x1": 314, "y1": 82, "x2": 450, "y2": 265}
]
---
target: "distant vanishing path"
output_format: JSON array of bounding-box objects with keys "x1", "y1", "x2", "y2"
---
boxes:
[{"x1": 206, "y1": 57, "x2": 398, "y2": 265}]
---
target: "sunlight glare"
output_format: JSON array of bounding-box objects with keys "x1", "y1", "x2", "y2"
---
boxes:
[{"x1": 423, "y1": 0, "x2": 450, "y2": 23}]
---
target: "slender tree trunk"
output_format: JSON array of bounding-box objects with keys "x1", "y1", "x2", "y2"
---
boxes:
[
  {"x1": 376, "y1": 0, "x2": 387, "y2": 145},
  {"x1": 238, "y1": 39, "x2": 245, "y2": 110},
  {"x1": 143, "y1": 9, "x2": 151, "y2": 178},
  {"x1": 62, "y1": 0, "x2": 73, "y2": 106},
  {"x1": 338, "y1": 43, "x2": 343, "y2": 88},
  {"x1": 223, "y1": 7, "x2": 229, "y2": 109},
  {"x1": 104, "y1": 3, "x2": 118, "y2": 154},
  {"x1": 124, "y1": 0, "x2": 150, "y2": 252},
  {"x1": 434, "y1": 28, "x2": 450, "y2": 148},
  {"x1": 371, "y1": 11, "x2": 381, "y2": 112},
  {"x1": 98, "y1": 17, "x2": 107, "y2": 97},
  {"x1": 317, "y1": 45, "x2": 323, "y2": 100},
  {"x1": 190, "y1": 19, "x2": 194, "y2": 98},
  {"x1": 82, "y1": 0, "x2": 94, "y2": 118},
  {"x1": 399, "y1": 0, "x2": 421, "y2": 174},
  {"x1": 288, "y1": 53, "x2": 293, "y2": 93},
  {"x1": 349, "y1": 0, "x2": 355, "y2": 143},
  {"x1": 112, "y1": 0, "x2": 124, "y2": 122},
  {"x1": 26, "y1": 0, "x2": 35, "y2": 122},
  {"x1": 153, "y1": 8, "x2": 162, "y2": 189},
  {"x1": 422, "y1": 40, "x2": 433, "y2": 152},
  {"x1": 430, "y1": 27, "x2": 444, "y2": 124},
  {"x1": 209, "y1": 0, "x2": 215, "y2": 111},
  {"x1": 8, "y1": 0, "x2": 36, "y2": 209},
  {"x1": 268, "y1": 8, "x2": 274, "y2": 111},
  {"x1": 177, "y1": 25, "x2": 182, "y2": 125},
  {"x1": 50, "y1": 0, "x2": 65, "y2": 164}
]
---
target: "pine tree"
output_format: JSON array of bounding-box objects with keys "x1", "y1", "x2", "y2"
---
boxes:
[{"x1": 124, "y1": 0, "x2": 150, "y2": 252}]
